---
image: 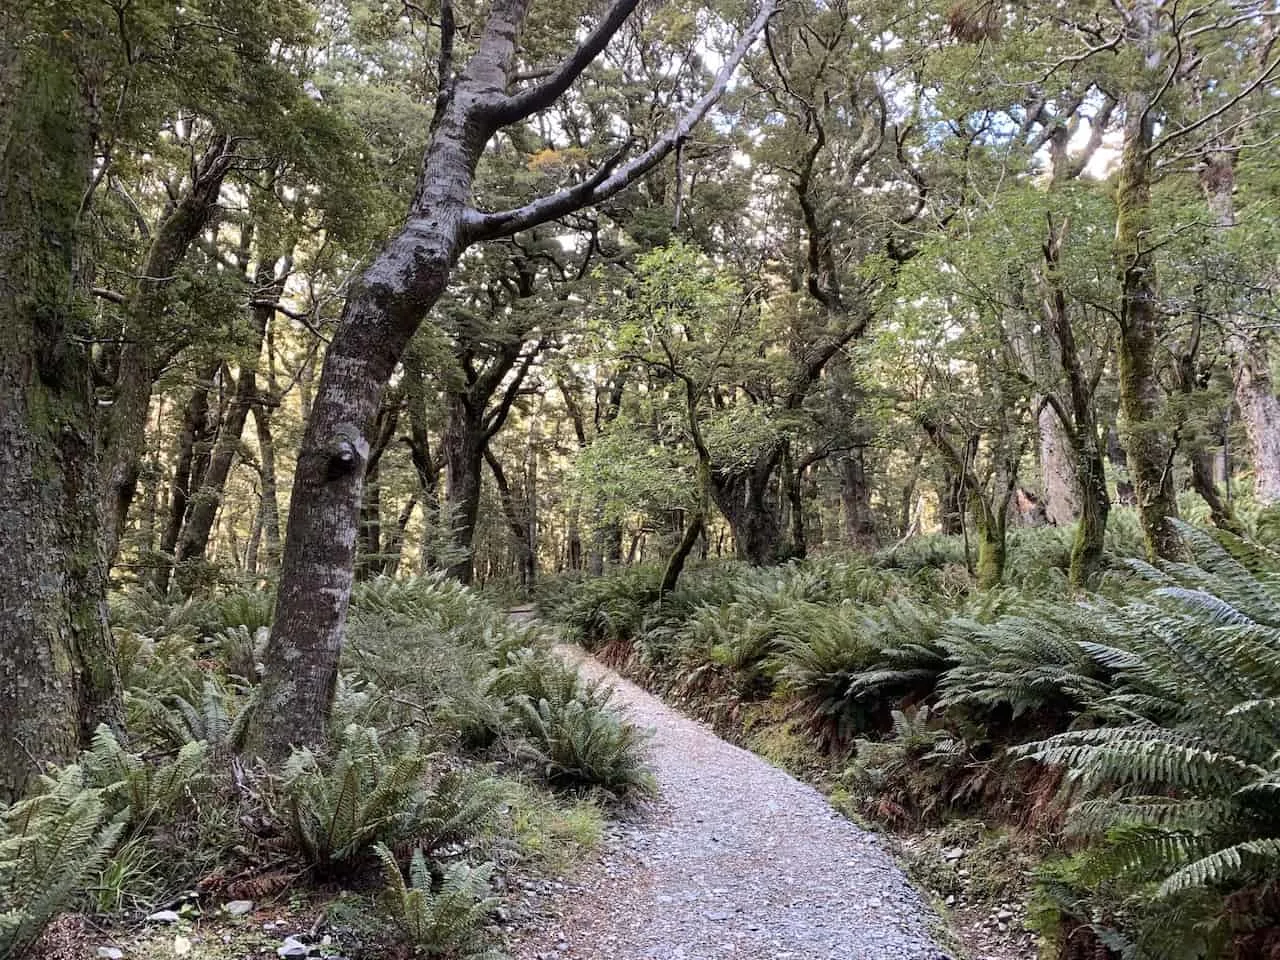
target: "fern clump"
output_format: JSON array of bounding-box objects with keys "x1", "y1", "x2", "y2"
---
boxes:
[
  {"x1": 935, "y1": 598, "x2": 1113, "y2": 726},
  {"x1": 0, "y1": 767, "x2": 124, "y2": 959},
  {"x1": 278, "y1": 726, "x2": 509, "y2": 874},
  {"x1": 842, "y1": 706, "x2": 979, "y2": 827},
  {"x1": 373, "y1": 844, "x2": 503, "y2": 958},
  {"x1": 279, "y1": 725, "x2": 431, "y2": 871},
  {"x1": 1019, "y1": 526, "x2": 1280, "y2": 954},
  {"x1": 79, "y1": 726, "x2": 211, "y2": 828},
  {"x1": 511, "y1": 688, "x2": 655, "y2": 801}
]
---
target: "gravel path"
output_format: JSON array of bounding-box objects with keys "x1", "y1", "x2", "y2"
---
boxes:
[{"x1": 510, "y1": 636, "x2": 953, "y2": 960}]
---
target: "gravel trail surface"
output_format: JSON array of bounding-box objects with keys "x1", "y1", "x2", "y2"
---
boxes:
[{"x1": 510, "y1": 637, "x2": 952, "y2": 960}]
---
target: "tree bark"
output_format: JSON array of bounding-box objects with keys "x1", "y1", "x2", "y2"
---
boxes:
[
  {"x1": 1198, "y1": 150, "x2": 1280, "y2": 508},
  {"x1": 839, "y1": 448, "x2": 879, "y2": 549},
  {"x1": 709, "y1": 442, "x2": 792, "y2": 565},
  {"x1": 1041, "y1": 215, "x2": 1111, "y2": 587},
  {"x1": 1037, "y1": 402, "x2": 1080, "y2": 525},
  {"x1": 1114, "y1": 7, "x2": 1185, "y2": 561},
  {"x1": 442, "y1": 391, "x2": 486, "y2": 584},
  {"x1": 252, "y1": 403, "x2": 282, "y2": 571},
  {"x1": 784, "y1": 456, "x2": 808, "y2": 559},
  {"x1": 922, "y1": 420, "x2": 1017, "y2": 588},
  {"x1": 0, "y1": 27, "x2": 120, "y2": 800},
  {"x1": 485, "y1": 448, "x2": 536, "y2": 588}
]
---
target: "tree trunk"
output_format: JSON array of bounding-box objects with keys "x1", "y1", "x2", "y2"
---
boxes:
[
  {"x1": 442, "y1": 392, "x2": 485, "y2": 584},
  {"x1": 152, "y1": 369, "x2": 216, "y2": 590},
  {"x1": 0, "y1": 29, "x2": 120, "y2": 800},
  {"x1": 938, "y1": 467, "x2": 965, "y2": 535},
  {"x1": 661, "y1": 513, "x2": 704, "y2": 595},
  {"x1": 785, "y1": 460, "x2": 807, "y2": 559},
  {"x1": 1234, "y1": 344, "x2": 1280, "y2": 506},
  {"x1": 1114, "y1": 12, "x2": 1185, "y2": 561},
  {"x1": 1198, "y1": 150, "x2": 1280, "y2": 507},
  {"x1": 382, "y1": 496, "x2": 418, "y2": 577},
  {"x1": 1174, "y1": 314, "x2": 1240, "y2": 533},
  {"x1": 485, "y1": 448, "x2": 536, "y2": 589},
  {"x1": 566, "y1": 490, "x2": 583, "y2": 570},
  {"x1": 973, "y1": 496, "x2": 1007, "y2": 590},
  {"x1": 98, "y1": 139, "x2": 235, "y2": 564},
  {"x1": 839, "y1": 448, "x2": 879, "y2": 549},
  {"x1": 252, "y1": 403, "x2": 283, "y2": 571},
  {"x1": 709, "y1": 444, "x2": 789, "y2": 565},
  {"x1": 1041, "y1": 214, "x2": 1111, "y2": 587},
  {"x1": 173, "y1": 262, "x2": 282, "y2": 589},
  {"x1": 1037, "y1": 403, "x2": 1080, "y2": 525}
]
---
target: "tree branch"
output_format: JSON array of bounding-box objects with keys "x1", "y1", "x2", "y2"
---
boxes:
[
  {"x1": 492, "y1": 0, "x2": 643, "y2": 125},
  {"x1": 463, "y1": 0, "x2": 779, "y2": 242}
]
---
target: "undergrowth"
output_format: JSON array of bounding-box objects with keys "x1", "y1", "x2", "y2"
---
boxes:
[
  {"x1": 539, "y1": 514, "x2": 1280, "y2": 959},
  {"x1": 6, "y1": 575, "x2": 647, "y2": 959}
]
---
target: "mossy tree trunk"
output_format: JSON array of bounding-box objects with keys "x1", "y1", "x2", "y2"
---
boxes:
[
  {"x1": 0, "y1": 23, "x2": 121, "y2": 801},
  {"x1": 922, "y1": 419, "x2": 1020, "y2": 590},
  {"x1": 1040, "y1": 214, "x2": 1111, "y2": 588},
  {"x1": 98, "y1": 137, "x2": 235, "y2": 565},
  {"x1": 1114, "y1": 9, "x2": 1185, "y2": 561}
]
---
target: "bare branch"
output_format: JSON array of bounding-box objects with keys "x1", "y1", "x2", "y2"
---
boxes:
[
  {"x1": 463, "y1": 0, "x2": 779, "y2": 243},
  {"x1": 491, "y1": 0, "x2": 643, "y2": 125},
  {"x1": 92, "y1": 286, "x2": 127, "y2": 304}
]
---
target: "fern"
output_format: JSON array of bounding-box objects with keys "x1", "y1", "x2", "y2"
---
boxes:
[
  {"x1": 935, "y1": 599, "x2": 1113, "y2": 722},
  {"x1": 279, "y1": 726, "x2": 508, "y2": 873},
  {"x1": 0, "y1": 767, "x2": 125, "y2": 959},
  {"x1": 133, "y1": 680, "x2": 245, "y2": 751},
  {"x1": 373, "y1": 844, "x2": 504, "y2": 958},
  {"x1": 78, "y1": 726, "x2": 210, "y2": 828},
  {"x1": 281, "y1": 725, "x2": 431, "y2": 870},
  {"x1": 511, "y1": 690, "x2": 655, "y2": 800},
  {"x1": 1018, "y1": 527, "x2": 1280, "y2": 950}
]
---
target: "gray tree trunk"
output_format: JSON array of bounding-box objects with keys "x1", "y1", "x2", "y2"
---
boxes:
[
  {"x1": 1037, "y1": 403, "x2": 1080, "y2": 525},
  {"x1": 1199, "y1": 151, "x2": 1280, "y2": 507}
]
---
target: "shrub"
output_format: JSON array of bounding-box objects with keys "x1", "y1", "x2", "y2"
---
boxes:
[{"x1": 842, "y1": 705, "x2": 980, "y2": 827}]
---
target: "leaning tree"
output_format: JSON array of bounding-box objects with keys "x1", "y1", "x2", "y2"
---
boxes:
[{"x1": 247, "y1": 0, "x2": 778, "y2": 757}]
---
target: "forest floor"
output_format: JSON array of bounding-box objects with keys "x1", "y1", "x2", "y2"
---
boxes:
[{"x1": 507, "y1": 623, "x2": 955, "y2": 960}]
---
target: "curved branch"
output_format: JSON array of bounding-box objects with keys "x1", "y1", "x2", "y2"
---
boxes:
[
  {"x1": 463, "y1": 0, "x2": 779, "y2": 243},
  {"x1": 491, "y1": 0, "x2": 643, "y2": 125}
]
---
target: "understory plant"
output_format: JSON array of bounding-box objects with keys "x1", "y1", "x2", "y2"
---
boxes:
[
  {"x1": 0, "y1": 768, "x2": 124, "y2": 959},
  {"x1": 373, "y1": 844, "x2": 504, "y2": 959},
  {"x1": 1020, "y1": 526, "x2": 1280, "y2": 956}
]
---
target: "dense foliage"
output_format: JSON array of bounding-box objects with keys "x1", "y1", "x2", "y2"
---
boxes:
[
  {"x1": 1, "y1": 579, "x2": 648, "y2": 958},
  {"x1": 540, "y1": 517, "x2": 1280, "y2": 958},
  {"x1": 6, "y1": 0, "x2": 1280, "y2": 956}
]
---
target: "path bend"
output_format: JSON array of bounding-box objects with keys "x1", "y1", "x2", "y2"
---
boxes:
[{"x1": 511, "y1": 635, "x2": 952, "y2": 960}]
